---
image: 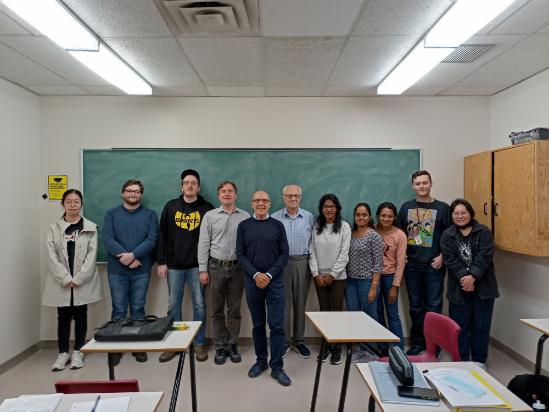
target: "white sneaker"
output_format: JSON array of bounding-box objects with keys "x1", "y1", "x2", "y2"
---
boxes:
[
  {"x1": 70, "y1": 350, "x2": 85, "y2": 369},
  {"x1": 52, "y1": 352, "x2": 70, "y2": 371}
]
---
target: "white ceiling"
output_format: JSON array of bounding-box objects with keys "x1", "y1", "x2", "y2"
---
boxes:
[{"x1": 0, "y1": 0, "x2": 548, "y2": 97}]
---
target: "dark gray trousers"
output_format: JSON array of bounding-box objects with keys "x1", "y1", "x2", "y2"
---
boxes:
[{"x1": 283, "y1": 257, "x2": 311, "y2": 346}]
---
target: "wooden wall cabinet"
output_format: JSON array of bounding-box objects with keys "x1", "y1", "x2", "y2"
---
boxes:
[{"x1": 464, "y1": 140, "x2": 549, "y2": 256}]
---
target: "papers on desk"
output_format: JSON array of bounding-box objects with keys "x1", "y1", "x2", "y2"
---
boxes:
[
  {"x1": 424, "y1": 368, "x2": 511, "y2": 411},
  {"x1": 0, "y1": 394, "x2": 62, "y2": 412},
  {"x1": 369, "y1": 361, "x2": 440, "y2": 406},
  {"x1": 70, "y1": 396, "x2": 129, "y2": 412}
]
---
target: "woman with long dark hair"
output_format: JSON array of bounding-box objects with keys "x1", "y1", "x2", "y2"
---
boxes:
[
  {"x1": 309, "y1": 194, "x2": 351, "y2": 365},
  {"x1": 42, "y1": 189, "x2": 102, "y2": 371},
  {"x1": 441, "y1": 198, "x2": 499, "y2": 366}
]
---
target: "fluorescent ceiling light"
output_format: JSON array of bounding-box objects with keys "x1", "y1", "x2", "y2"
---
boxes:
[
  {"x1": 425, "y1": 0, "x2": 516, "y2": 47},
  {"x1": 70, "y1": 45, "x2": 152, "y2": 95},
  {"x1": 377, "y1": 42, "x2": 454, "y2": 95},
  {"x1": 3, "y1": 0, "x2": 98, "y2": 51}
]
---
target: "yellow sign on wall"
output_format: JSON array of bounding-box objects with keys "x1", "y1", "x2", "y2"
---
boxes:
[{"x1": 48, "y1": 175, "x2": 68, "y2": 200}]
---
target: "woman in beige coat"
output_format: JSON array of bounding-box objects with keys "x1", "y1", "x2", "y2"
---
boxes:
[{"x1": 43, "y1": 189, "x2": 101, "y2": 371}]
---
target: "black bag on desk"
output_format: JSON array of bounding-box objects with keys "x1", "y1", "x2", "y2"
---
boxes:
[
  {"x1": 507, "y1": 374, "x2": 549, "y2": 405},
  {"x1": 94, "y1": 315, "x2": 172, "y2": 342}
]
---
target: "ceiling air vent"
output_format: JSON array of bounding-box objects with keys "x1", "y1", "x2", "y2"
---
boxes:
[
  {"x1": 442, "y1": 44, "x2": 492, "y2": 63},
  {"x1": 155, "y1": 0, "x2": 260, "y2": 36}
]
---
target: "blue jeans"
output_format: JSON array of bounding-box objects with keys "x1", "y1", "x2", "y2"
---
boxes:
[
  {"x1": 404, "y1": 265, "x2": 445, "y2": 348},
  {"x1": 345, "y1": 277, "x2": 379, "y2": 351},
  {"x1": 376, "y1": 274, "x2": 405, "y2": 350},
  {"x1": 108, "y1": 271, "x2": 150, "y2": 321},
  {"x1": 167, "y1": 267, "x2": 206, "y2": 345},
  {"x1": 449, "y1": 294, "x2": 495, "y2": 363}
]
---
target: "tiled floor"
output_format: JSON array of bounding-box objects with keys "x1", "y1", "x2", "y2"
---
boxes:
[{"x1": 0, "y1": 344, "x2": 530, "y2": 411}]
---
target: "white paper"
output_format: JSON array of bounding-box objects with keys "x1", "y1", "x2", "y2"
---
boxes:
[
  {"x1": 70, "y1": 396, "x2": 130, "y2": 412},
  {"x1": 0, "y1": 394, "x2": 62, "y2": 412}
]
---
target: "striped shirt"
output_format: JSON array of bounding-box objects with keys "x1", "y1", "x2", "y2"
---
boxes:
[
  {"x1": 272, "y1": 207, "x2": 314, "y2": 256},
  {"x1": 346, "y1": 230, "x2": 384, "y2": 280}
]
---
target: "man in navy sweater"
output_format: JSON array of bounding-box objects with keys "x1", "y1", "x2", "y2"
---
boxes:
[
  {"x1": 103, "y1": 179, "x2": 158, "y2": 363},
  {"x1": 236, "y1": 190, "x2": 290, "y2": 386}
]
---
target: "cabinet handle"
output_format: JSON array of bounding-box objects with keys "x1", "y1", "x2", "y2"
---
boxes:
[
  {"x1": 483, "y1": 202, "x2": 488, "y2": 215},
  {"x1": 494, "y1": 202, "x2": 499, "y2": 216}
]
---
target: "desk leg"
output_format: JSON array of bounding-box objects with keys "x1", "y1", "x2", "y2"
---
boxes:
[
  {"x1": 189, "y1": 343, "x2": 197, "y2": 412},
  {"x1": 107, "y1": 353, "x2": 116, "y2": 380},
  {"x1": 368, "y1": 395, "x2": 376, "y2": 412},
  {"x1": 169, "y1": 351, "x2": 186, "y2": 412},
  {"x1": 535, "y1": 334, "x2": 548, "y2": 376},
  {"x1": 310, "y1": 339, "x2": 326, "y2": 412},
  {"x1": 337, "y1": 343, "x2": 353, "y2": 412}
]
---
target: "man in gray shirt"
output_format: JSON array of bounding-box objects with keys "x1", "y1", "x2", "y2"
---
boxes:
[
  {"x1": 272, "y1": 184, "x2": 314, "y2": 359},
  {"x1": 198, "y1": 181, "x2": 250, "y2": 365}
]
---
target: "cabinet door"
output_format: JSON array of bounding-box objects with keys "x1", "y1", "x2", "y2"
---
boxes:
[
  {"x1": 464, "y1": 151, "x2": 492, "y2": 230},
  {"x1": 494, "y1": 144, "x2": 536, "y2": 254}
]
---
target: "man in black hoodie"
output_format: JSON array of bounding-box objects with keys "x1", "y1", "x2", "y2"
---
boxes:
[{"x1": 157, "y1": 169, "x2": 214, "y2": 362}]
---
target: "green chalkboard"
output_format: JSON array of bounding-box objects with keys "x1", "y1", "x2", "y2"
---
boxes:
[{"x1": 82, "y1": 149, "x2": 420, "y2": 262}]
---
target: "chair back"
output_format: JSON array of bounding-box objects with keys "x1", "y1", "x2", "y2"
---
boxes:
[
  {"x1": 424, "y1": 311, "x2": 461, "y2": 361},
  {"x1": 54, "y1": 379, "x2": 139, "y2": 394}
]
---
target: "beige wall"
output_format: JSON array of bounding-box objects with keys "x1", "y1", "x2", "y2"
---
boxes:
[
  {"x1": 489, "y1": 68, "x2": 549, "y2": 372},
  {"x1": 39, "y1": 96, "x2": 490, "y2": 341},
  {"x1": 0, "y1": 79, "x2": 41, "y2": 364}
]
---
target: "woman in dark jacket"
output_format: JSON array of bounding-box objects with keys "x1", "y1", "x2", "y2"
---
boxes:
[{"x1": 441, "y1": 198, "x2": 499, "y2": 365}]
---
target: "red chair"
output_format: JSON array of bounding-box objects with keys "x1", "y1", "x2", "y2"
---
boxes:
[
  {"x1": 380, "y1": 311, "x2": 461, "y2": 363},
  {"x1": 54, "y1": 379, "x2": 140, "y2": 394}
]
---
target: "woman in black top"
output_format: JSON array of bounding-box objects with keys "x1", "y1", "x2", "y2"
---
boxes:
[{"x1": 441, "y1": 199, "x2": 499, "y2": 365}]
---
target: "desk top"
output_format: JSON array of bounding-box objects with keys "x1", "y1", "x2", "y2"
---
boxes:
[
  {"x1": 55, "y1": 392, "x2": 163, "y2": 412},
  {"x1": 521, "y1": 318, "x2": 549, "y2": 335},
  {"x1": 357, "y1": 362, "x2": 531, "y2": 412},
  {"x1": 305, "y1": 311, "x2": 400, "y2": 343},
  {"x1": 81, "y1": 322, "x2": 201, "y2": 353}
]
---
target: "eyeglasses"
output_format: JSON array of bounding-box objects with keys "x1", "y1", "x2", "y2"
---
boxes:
[
  {"x1": 322, "y1": 205, "x2": 336, "y2": 210},
  {"x1": 452, "y1": 212, "x2": 470, "y2": 217},
  {"x1": 124, "y1": 189, "x2": 142, "y2": 194},
  {"x1": 283, "y1": 194, "x2": 301, "y2": 199},
  {"x1": 252, "y1": 199, "x2": 270, "y2": 204},
  {"x1": 182, "y1": 181, "x2": 199, "y2": 187}
]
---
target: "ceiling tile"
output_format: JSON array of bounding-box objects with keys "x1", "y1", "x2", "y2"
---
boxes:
[
  {"x1": 0, "y1": 35, "x2": 110, "y2": 86},
  {"x1": 24, "y1": 85, "x2": 89, "y2": 96},
  {"x1": 413, "y1": 34, "x2": 525, "y2": 87},
  {"x1": 354, "y1": 0, "x2": 452, "y2": 36},
  {"x1": 0, "y1": 43, "x2": 68, "y2": 86},
  {"x1": 456, "y1": 33, "x2": 549, "y2": 87},
  {"x1": 489, "y1": 0, "x2": 549, "y2": 35},
  {"x1": 179, "y1": 37, "x2": 264, "y2": 86},
  {"x1": 438, "y1": 85, "x2": 504, "y2": 96},
  {"x1": 207, "y1": 87, "x2": 265, "y2": 96},
  {"x1": 265, "y1": 37, "x2": 345, "y2": 86},
  {"x1": 478, "y1": 0, "x2": 531, "y2": 34},
  {"x1": 63, "y1": 0, "x2": 172, "y2": 37},
  {"x1": 105, "y1": 37, "x2": 202, "y2": 87},
  {"x1": 266, "y1": 86, "x2": 323, "y2": 96},
  {"x1": 0, "y1": 12, "x2": 32, "y2": 35},
  {"x1": 328, "y1": 35, "x2": 420, "y2": 86},
  {"x1": 261, "y1": 0, "x2": 364, "y2": 36},
  {"x1": 153, "y1": 86, "x2": 208, "y2": 96},
  {"x1": 323, "y1": 86, "x2": 377, "y2": 96}
]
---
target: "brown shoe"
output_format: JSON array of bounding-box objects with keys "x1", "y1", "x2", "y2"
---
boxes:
[
  {"x1": 195, "y1": 344, "x2": 208, "y2": 362},
  {"x1": 159, "y1": 351, "x2": 177, "y2": 363}
]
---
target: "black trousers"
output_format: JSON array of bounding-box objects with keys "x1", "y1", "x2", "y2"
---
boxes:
[{"x1": 57, "y1": 304, "x2": 88, "y2": 353}]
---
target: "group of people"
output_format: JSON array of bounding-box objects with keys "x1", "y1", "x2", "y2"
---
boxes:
[{"x1": 43, "y1": 168, "x2": 499, "y2": 387}]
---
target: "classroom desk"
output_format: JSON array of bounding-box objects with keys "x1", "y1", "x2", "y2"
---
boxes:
[
  {"x1": 520, "y1": 318, "x2": 549, "y2": 375},
  {"x1": 81, "y1": 321, "x2": 200, "y2": 412},
  {"x1": 358, "y1": 361, "x2": 531, "y2": 412},
  {"x1": 306, "y1": 311, "x2": 400, "y2": 412},
  {"x1": 55, "y1": 392, "x2": 163, "y2": 412}
]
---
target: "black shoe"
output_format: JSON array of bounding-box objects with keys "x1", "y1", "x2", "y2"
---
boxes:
[
  {"x1": 317, "y1": 347, "x2": 330, "y2": 362},
  {"x1": 214, "y1": 348, "x2": 227, "y2": 365},
  {"x1": 271, "y1": 369, "x2": 291, "y2": 386},
  {"x1": 330, "y1": 350, "x2": 342, "y2": 365},
  {"x1": 248, "y1": 362, "x2": 268, "y2": 378},
  {"x1": 110, "y1": 353, "x2": 123, "y2": 366},
  {"x1": 293, "y1": 344, "x2": 311, "y2": 359},
  {"x1": 226, "y1": 344, "x2": 242, "y2": 363},
  {"x1": 406, "y1": 345, "x2": 425, "y2": 356},
  {"x1": 132, "y1": 352, "x2": 147, "y2": 363}
]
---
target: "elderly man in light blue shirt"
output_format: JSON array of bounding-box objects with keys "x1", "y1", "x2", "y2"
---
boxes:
[{"x1": 272, "y1": 184, "x2": 314, "y2": 359}]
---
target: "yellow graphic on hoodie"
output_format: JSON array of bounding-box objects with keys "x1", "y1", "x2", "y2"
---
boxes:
[{"x1": 175, "y1": 211, "x2": 201, "y2": 231}]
